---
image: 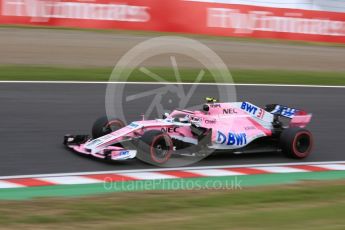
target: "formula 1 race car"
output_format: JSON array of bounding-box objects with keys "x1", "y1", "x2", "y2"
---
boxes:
[{"x1": 64, "y1": 99, "x2": 313, "y2": 165}]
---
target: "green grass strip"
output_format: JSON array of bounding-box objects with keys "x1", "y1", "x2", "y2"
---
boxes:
[
  {"x1": 1, "y1": 170, "x2": 345, "y2": 200},
  {"x1": 0, "y1": 65, "x2": 345, "y2": 85},
  {"x1": 0, "y1": 172, "x2": 345, "y2": 229}
]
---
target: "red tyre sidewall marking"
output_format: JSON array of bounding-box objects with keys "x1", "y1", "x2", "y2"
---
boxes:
[
  {"x1": 150, "y1": 134, "x2": 173, "y2": 164},
  {"x1": 106, "y1": 120, "x2": 125, "y2": 130},
  {"x1": 292, "y1": 131, "x2": 313, "y2": 158}
]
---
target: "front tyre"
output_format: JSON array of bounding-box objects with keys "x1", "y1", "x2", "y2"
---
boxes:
[
  {"x1": 280, "y1": 127, "x2": 313, "y2": 159},
  {"x1": 137, "y1": 130, "x2": 173, "y2": 165},
  {"x1": 92, "y1": 116, "x2": 125, "y2": 139}
]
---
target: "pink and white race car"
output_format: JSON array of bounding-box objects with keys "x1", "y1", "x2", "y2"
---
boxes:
[{"x1": 64, "y1": 99, "x2": 313, "y2": 165}]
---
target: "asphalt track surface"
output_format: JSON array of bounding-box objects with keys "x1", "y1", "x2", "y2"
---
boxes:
[{"x1": 1, "y1": 83, "x2": 344, "y2": 176}]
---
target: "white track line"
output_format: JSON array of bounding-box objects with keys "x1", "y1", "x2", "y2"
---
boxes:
[
  {"x1": 253, "y1": 166, "x2": 307, "y2": 173},
  {"x1": 0, "y1": 81, "x2": 344, "y2": 88},
  {"x1": 0, "y1": 181, "x2": 24, "y2": 188},
  {"x1": 118, "y1": 172, "x2": 177, "y2": 180},
  {"x1": 38, "y1": 176, "x2": 101, "y2": 185},
  {"x1": 312, "y1": 164, "x2": 345, "y2": 171},
  {"x1": 185, "y1": 169, "x2": 243, "y2": 176},
  {"x1": 1, "y1": 161, "x2": 345, "y2": 180}
]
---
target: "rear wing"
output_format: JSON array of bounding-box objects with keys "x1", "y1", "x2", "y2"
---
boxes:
[
  {"x1": 265, "y1": 104, "x2": 312, "y2": 128},
  {"x1": 265, "y1": 104, "x2": 300, "y2": 118}
]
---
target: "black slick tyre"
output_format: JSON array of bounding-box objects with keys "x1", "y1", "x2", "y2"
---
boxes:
[
  {"x1": 92, "y1": 116, "x2": 125, "y2": 139},
  {"x1": 137, "y1": 130, "x2": 173, "y2": 165},
  {"x1": 280, "y1": 127, "x2": 313, "y2": 159}
]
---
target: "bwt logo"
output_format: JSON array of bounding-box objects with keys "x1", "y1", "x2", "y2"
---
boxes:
[
  {"x1": 241, "y1": 102, "x2": 258, "y2": 115},
  {"x1": 280, "y1": 107, "x2": 297, "y2": 118},
  {"x1": 113, "y1": 150, "x2": 129, "y2": 157},
  {"x1": 216, "y1": 131, "x2": 247, "y2": 146},
  {"x1": 1, "y1": 0, "x2": 150, "y2": 22}
]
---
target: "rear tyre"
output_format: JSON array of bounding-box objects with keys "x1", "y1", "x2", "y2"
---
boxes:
[
  {"x1": 137, "y1": 130, "x2": 173, "y2": 165},
  {"x1": 280, "y1": 127, "x2": 313, "y2": 159},
  {"x1": 92, "y1": 116, "x2": 125, "y2": 139}
]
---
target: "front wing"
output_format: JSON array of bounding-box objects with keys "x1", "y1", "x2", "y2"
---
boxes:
[{"x1": 64, "y1": 135, "x2": 137, "y2": 161}]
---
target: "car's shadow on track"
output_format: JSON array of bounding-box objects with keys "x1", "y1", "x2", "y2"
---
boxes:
[
  {"x1": 204, "y1": 151, "x2": 282, "y2": 161},
  {"x1": 66, "y1": 145, "x2": 290, "y2": 168}
]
